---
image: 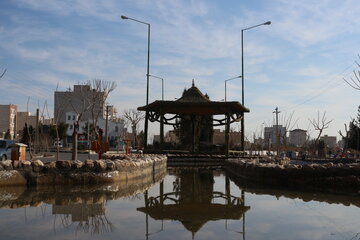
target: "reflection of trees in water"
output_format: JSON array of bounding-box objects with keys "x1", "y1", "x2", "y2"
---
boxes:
[
  {"x1": 54, "y1": 201, "x2": 114, "y2": 235},
  {"x1": 76, "y1": 213, "x2": 114, "y2": 235}
]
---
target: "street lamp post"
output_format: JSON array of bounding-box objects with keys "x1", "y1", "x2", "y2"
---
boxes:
[
  {"x1": 148, "y1": 74, "x2": 164, "y2": 100},
  {"x1": 241, "y1": 21, "x2": 271, "y2": 152},
  {"x1": 121, "y1": 15, "x2": 151, "y2": 149},
  {"x1": 224, "y1": 75, "x2": 242, "y2": 101}
]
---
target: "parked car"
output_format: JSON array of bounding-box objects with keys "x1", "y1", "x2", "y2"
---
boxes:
[
  {"x1": 0, "y1": 139, "x2": 15, "y2": 160},
  {"x1": 130, "y1": 147, "x2": 143, "y2": 154},
  {"x1": 53, "y1": 140, "x2": 63, "y2": 148}
]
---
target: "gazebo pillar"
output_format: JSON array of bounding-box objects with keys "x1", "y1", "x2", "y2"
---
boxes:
[{"x1": 225, "y1": 114, "x2": 230, "y2": 157}]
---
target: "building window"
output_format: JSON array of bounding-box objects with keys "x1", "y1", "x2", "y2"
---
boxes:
[
  {"x1": 115, "y1": 126, "x2": 119, "y2": 132},
  {"x1": 69, "y1": 125, "x2": 73, "y2": 130},
  {"x1": 72, "y1": 115, "x2": 75, "y2": 120},
  {"x1": 68, "y1": 115, "x2": 71, "y2": 120}
]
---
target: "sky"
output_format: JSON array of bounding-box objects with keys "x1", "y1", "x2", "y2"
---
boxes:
[{"x1": 0, "y1": 0, "x2": 360, "y2": 141}]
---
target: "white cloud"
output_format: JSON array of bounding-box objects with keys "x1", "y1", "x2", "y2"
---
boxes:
[
  {"x1": 2, "y1": 0, "x2": 360, "y2": 140},
  {"x1": 272, "y1": 0, "x2": 360, "y2": 46}
]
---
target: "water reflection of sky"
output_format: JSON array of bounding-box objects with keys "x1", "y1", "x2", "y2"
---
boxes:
[{"x1": 0, "y1": 170, "x2": 360, "y2": 240}]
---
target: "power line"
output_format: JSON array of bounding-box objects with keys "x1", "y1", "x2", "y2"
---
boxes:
[
  {"x1": 248, "y1": 61, "x2": 358, "y2": 130},
  {"x1": 281, "y1": 61, "x2": 356, "y2": 112}
]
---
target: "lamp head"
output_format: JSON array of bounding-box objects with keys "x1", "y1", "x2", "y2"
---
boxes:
[
  {"x1": 264, "y1": 21, "x2": 271, "y2": 25},
  {"x1": 121, "y1": 15, "x2": 129, "y2": 20}
]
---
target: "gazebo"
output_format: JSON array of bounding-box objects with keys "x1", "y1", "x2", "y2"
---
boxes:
[{"x1": 138, "y1": 81, "x2": 249, "y2": 155}]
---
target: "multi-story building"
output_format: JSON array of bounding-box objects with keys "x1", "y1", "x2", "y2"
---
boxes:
[
  {"x1": 64, "y1": 110, "x2": 125, "y2": 146},
  {"x1": 17, "y1": 111, "x2": 38, "y2": 131},
  {"x1": 264, "y1": 125, "x2": 286, "y2": 145},
  {"x1": 320, "y1": 135, "x2": 337, "y2": 148},
  {"x1": 0, "y1": 104, "x2": 17, "y2": 139},
  {"x1": 289, "y1": 129, "x2": 307, "y2": 147},
  {"x1": 54, "y1": 85, "x2": 106, "y2": 124},
  {"x1": 212, "y1": 129, "x2": 241, "y2": 147}
]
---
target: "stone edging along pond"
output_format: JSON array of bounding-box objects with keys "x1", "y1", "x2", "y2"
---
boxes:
[
  {"x1": 225, "y1": 159, "x2": 360, "y2": 194},
  {"x1": 0, "y1": 154, "x2": 167, "y2": 187}
]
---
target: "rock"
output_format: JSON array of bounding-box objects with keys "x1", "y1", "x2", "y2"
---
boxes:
[
  {"x1": 84, "y1": 159, "x2": 94, "y2": 169},
  {"x1": 0, "y1": 170, "x2": 27, "y2": 186},
  {"x1": 44, "y1": 161, "x2": 56, "y2": 169},
  {"x1": 1, "y1": 160, "x2": 13, "y2": 170},
  {"x1": 32, "y1": 160, "x2": 44, "y2": 172},
  {"x1": 94, "y1": 160, "x2": 106, "y2": 171},
  {"x1": 301, "y1": 164, "x2": 314, "y2": 171},
  {"x1": 106, "y1": 160, "x2": 115, "y2": 171},
  {"x1": 0, "y1": 164, "x2": 3, "y2": 171},
  {"x1": 20, "y1": 160, "x2": 32, "y2": 171},
  {"x1": 56, "y1": 160, "x2": 71, "y2": 169},
  {"x1": 114, "y1": 160, "x2": 123, "y2": 171},
  {"x1": 12, "y1": 160, "x2": 20, "y2": 168},
  {"x1": 32, "y1": 159, "x2": 44, "y2": 167},
  {"x1": 72, "y1": 160, "x2": 84, "y2": 169}
]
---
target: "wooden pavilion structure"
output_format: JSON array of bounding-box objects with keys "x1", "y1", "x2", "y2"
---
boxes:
[{"x1": 138, "y1": 81, "x2": 249, "y2": 155}]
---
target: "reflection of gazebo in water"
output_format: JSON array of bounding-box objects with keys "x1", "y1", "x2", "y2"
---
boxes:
[
  {"x1": 138, "y1": 80, "x2": 249, "y2": 155},
  {"x1": 137, "y1": 170, "x2": 250, "y2": 239}
]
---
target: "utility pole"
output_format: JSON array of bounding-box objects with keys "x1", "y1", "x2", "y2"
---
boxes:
[
  {"x1": 273, "y1": 107, "x2": 280, "y2": 156},
  {"x1": 105, "y1": 105, "x2": 110, "y2": 143},
  {"x1": 87, "y1": 120, "x2": 90, "y2": 159},
  {"x1": 35, "y1": 108, "x2": 39, "y2": 153}
]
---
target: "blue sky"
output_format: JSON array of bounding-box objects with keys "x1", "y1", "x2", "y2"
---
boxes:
[{"x1": 0, "y1": 0, "x2": 360, "y2": 141}]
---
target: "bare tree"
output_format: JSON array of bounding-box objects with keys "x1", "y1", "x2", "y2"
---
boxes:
[
  {"x1": 343, "y1": 55, "x2": 360, "y2": 90},
  {"x1": 87, "y1": 79, "x2": 117, "y2": 138},
  {"x1": 52, "y1": 84, "x2": 70, "y2": 161},
  {"x1": 279, "y1": 111, "x2": 299, "y2": 148},
  {"x1": 68, "y1": 80, "x2": 116, "y2": 160},
  {"x1": 309, "y1": 111, "x2": 333, "y2": 143},
  {"x1": 123, "y1": 109, "x2": 145, "y2": 147},
  {"x1": 26, "y1": 97, "x2": 34, "y2": 159},
  {"x1": 339, "y1": 120, "x2": 354, "y2": 157},
  {"x1": 308, "y1": 111, "x2": 333, "y2": 158}
]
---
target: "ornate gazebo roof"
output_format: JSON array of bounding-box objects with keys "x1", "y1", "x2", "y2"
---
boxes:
[{"x1": 138, "y1": 81, "x2": 249, "y2": 118}]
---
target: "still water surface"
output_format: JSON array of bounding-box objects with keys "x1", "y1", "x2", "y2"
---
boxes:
[{"x1": 0, "y1": 168, "x2": 360, "y2": 240}]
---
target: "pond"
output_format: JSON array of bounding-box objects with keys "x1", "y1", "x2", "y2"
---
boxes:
[{"x1": 0, "y1": 167, "x2": 360, "y2": 240}]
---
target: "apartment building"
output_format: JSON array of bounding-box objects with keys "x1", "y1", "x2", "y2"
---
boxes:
[
  {"x1": 289, "y1": 129, "x2": 307, "y2": 147},
  {"x1": 54, "y1": 84, "x2": 106, "y2": 124},
  {"x1": 264, "y1": 125, "x2": 286, "y2": 145},
  {"x1": 0, "y1": 104, "x2": 17, "y2": 139},
  {"x1": 320, "y1": 135, "x2": 337, "y2": 148}
]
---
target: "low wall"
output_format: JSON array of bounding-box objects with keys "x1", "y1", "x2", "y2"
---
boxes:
[
  {"x1": 167, "y1": 154, "x2": 226, "y2": 168},
  {"x1": 225, "y1": 159, "x2": 360, "y2": 194},
  {"x1": 0, "y1": 154, "x2": 167, "y2": 187}
]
